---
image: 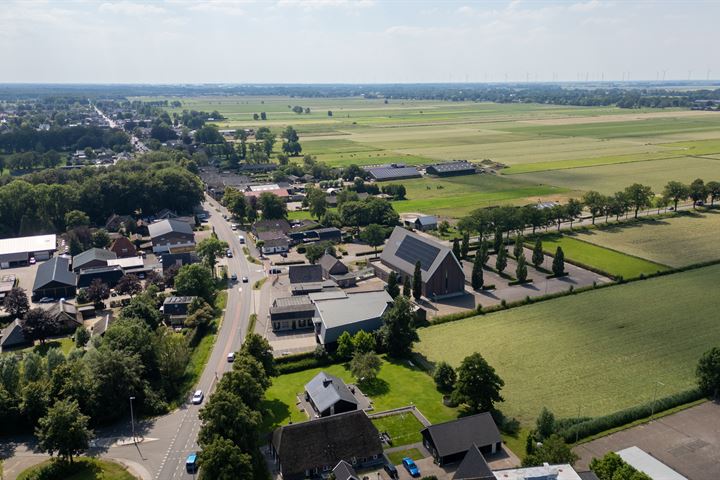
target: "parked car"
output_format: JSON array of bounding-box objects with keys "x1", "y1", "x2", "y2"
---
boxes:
[
  {"x1": 231, "y1": 224, "x2": 238, "y2": 230},
  {"x1": 242, "y1": 276, "x2": 249, "y2": 283},
  {"x1": 186, "y1": 452, "x2": 198, "y2": 474},
  {"x1": 37, "y1": 297, "x2": 55, "y2": 303},
  {"x1": 226, "y1": 249, "x2": 233, "y2": 258},
  {"x1": 402, "y1": 458, "x2": 420, "y2": 477},
  {"x1": 238, "y1": 235, "x2": 245, "y2": 244},
  {"x1": 230, "y1": 273, "x2": 237, "y2": 281},
  {"x1": 280, "y1": 252, "x2": 287, "y2": 258},
  {"x1": 227, "y1": 352, "x2": 236, "y2": 362},
  {"x1": 191, "y1": 390, "x2": 204, "y2": 405},
  {"x1": 269, "y1": 267, "x2": 282, "y2": 274},
  {"x1": 29, "y1": 257, "x2": 36, "y2": 265},
  {"x1": 383, "y1": 463, "x2": 399, "y2": 479}
]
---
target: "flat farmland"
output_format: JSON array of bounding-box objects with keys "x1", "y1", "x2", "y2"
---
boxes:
[
  {"x1": 514, "y1": 155, "x2": 720, "y2": 194},
  {"x1": 575, "y1": 211, "x2": 720, "y2": 267},
  {"x1": 415, "y1": 264, "x2": 720, "y2": 425}
]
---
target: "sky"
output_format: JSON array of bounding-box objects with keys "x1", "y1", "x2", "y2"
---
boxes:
[{"x1": 1, "y1": 0, "x2": 719, "y2": 84}]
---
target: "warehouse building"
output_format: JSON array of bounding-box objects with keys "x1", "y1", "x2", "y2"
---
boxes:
[
  {"x1": 32, "y1": 256, "x2": 76, "y2": 300},
  {"x1": 425, "y1": 160, "x2": 476, "y2": 177},
  {"x1": 0, "y1": 234, "x2": 57, "y2": 269},
  {"x1": 364, "y1": 164, "x2": 421, "y2": 181}
]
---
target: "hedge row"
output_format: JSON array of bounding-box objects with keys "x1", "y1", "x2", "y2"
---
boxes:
[
  {"x1": 558, "y1": 388, "x2": 705, "y2": 443},
  {"x1": 276, "y1": 355, "x2": 338, "y2": 375},
  {"x1": 355, "y1": 249, "x2": 383, "y2": 257},
  {"x1": 273, "y1": 260, "x2": 305, "y2": 266}
]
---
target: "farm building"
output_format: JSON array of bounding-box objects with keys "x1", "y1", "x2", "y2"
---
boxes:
[
  {"x1": 270, "y1": 410, "x2": 383, "y2": 480},
  {"x1": 76, "y1": 265, "x2": 124, "y2": 289},
  {"x1": 72, "y1": 248, "x2": 117, "y2": 272},
  {"x1": 313, "y1": 290, "x2": 392, "y2": 346},
  {"x1": 0, "y1": 275, "x2": 16, "y2": 304},
  {"x1": 426, "y1": 160, "x2": 476, "y2": 177},
  {"x1": 319, "y1": 253, "x2": 348, "y2": 278},
  {"x1": 148, "y1": 219, "x2": 195, "y2": 254},
  {"x1": 0, "y1": 234, "x2": 56, "y2": 269},
  {"x1": 421, "y1": 412, "x2": 502, "y2": 466},
  {"x1": 403, "y1": 215, "x2": 438, "y2": 232},
  {"x1": 304, "y1": 371, "x2": 358, "y2": 418},
  {"x1": 365, "y1": 164, "x2": 421, "y2": 181},
  {"x1": 32, "y1": 256, "x2": 76, "y2": 300},
  {"x1": 377, "y1": 227, "x2": 465, "y2": 299}
]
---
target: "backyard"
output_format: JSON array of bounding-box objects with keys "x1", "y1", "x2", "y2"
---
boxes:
[{"x1": 415, "y1": 264, "x2": 720, "y2": 426}]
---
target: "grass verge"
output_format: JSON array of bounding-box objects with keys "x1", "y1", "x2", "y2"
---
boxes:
[
  {"x1": 18, "y1": 458, "x2": 136, "y2": 480},
  {"x1": 387, "y1": 448, "x2": 424, "y2": 466},
  {"x1": 372, "y1": 413, "x2": 424, "y2": 447}
]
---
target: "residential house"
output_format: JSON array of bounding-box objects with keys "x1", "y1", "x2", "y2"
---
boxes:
[
  {"x1": 76, "y1": 265, "x2": 124, "y2": 289},
  {"x1": 421, "y1": 412, "x2": 502, "y2": 466},
  {"x1": 332, "y1": 461, "x2": 359, "y2": 480},
  {"x1": 403, "y1": 215, "x2": 438, "y2": 232},
  {"x1": 426, "y1": 160, "x2": 476, "y2": 177},
  {"x1": 257, "y1": 231, "x2": 290, "y2": 255},
  {"x1": 313, "y1": 290, "x2": 392, "y2": 346},
  {"x1": 319, "y1": 253, "x2": 349, "y2": 278},
  {"x1": 0, "y1": 320, "x2": 29, "y2": 352},
  {"x1": 32, "y1": 256, "x2": 76, "y2": 300},
  {"x1": 72, "y1": 248, "x2": 117, "y2": 272},
  {"x1": 253, "y1": 219, "x2": 291, "y2": 236},
  {"x1": 162, "y1": 296, "x2": 197, "y2": 326},
  {"x1": 304, "y1": 371, "x2": 359, "y2": 418},
  {"x1": 270, "y1": 410, "x2": 383, "y2": 480},
  {"x1": 148, "y1": 219, "x2": 195, "y2": 254},
  {"x1": 288, "y1": 227, "x2": 342, "y2": 245},
  {"x1": 376, "y1": 227, "x2": 465, "y2": 299},
  {"x1": 270, "y1": 296, "x2": 316, "y2": 332},
  {"x1": 109, "y1": 236, "x2": 138, "y2": 258},
  {"x1": 452, "y1": 444, "x2": 494, "y2": 480},
  {"x1": 43, "y1": 300, "x2": 83, "y2": 332},
  {"x1": 105, "y1": 214, "x2": 134, "y2": 232},
  {"x1": 288, "y1": 264, "x2": 337, "y2": 295},
  {"x1": 161, "y1": 252, "x2": 199, "y2": 273}
]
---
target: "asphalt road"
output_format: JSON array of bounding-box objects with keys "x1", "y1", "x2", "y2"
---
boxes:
[{"x1": 104, "y1": 197, "x2": 266, "y2": 480}]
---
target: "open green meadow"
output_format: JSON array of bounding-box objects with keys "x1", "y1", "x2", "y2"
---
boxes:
[
  {"x1": 262, "y1": 356, "x2": 457, "y2": 432},
  {"x1": 538, "y1": 234, "x2": 669, "y2": 279},
  {"x1": 371, "y1": 413, "x2": 424, "y2": 446},
  {"x1": 574, "y1": 211, "x2": 720, "y2": 268},
  {"x1": 415, "y1": 264, "x2": 720, "y2": 425}
]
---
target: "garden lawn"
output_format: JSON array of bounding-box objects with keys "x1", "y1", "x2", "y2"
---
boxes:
[
  {"x1": 574, "y1": 211, "x2": 720, "y2": 268},
  {"x1": 538, "y1": 234, "x2": 668, "y2": 279},
  {"x1": 262, "y1": 356, "x2": 457, "y2": 432},
  {"x1": 387, "y1": 448, "x2": 424, "y2": 465},
  {"x1": 18, "y1": 458, "x2": 136, "y2": 480},
  {"x1": 372, "y1": 413, "x2": 424, "y2": 447},
  {"x1": 415, "y1": 264, "x2": 720, "y2": 426}
]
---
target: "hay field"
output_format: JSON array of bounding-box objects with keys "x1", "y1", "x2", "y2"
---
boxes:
[
  {"x1": 416, "y1": 264, "x2": 720, "y2": 425},
  {"x1": 575, "y1": 212, "x2": 720, "y2": 267}
]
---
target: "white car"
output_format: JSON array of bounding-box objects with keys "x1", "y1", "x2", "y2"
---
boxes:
[
  {"x1": 227, "y1": 352, "x2": 236, "y2": 363},
  {"x1": 191, "y1": 390, "x2": 204, "y2": 405},
  {"x1": 231, "y1": 224, "x2": 238, "y2": 231}
]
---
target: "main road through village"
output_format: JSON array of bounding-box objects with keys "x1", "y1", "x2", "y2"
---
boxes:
[{"x1": 1, "y1": 195, "x2": 268, "y2": 480}]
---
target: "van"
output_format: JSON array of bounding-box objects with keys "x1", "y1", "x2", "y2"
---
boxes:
[
  {"x1": 186, "y1": 452, "x2": 198, "y2": 474},
  {"x1": 238, "y1": 235, "x2": 245, "y2": 244}
]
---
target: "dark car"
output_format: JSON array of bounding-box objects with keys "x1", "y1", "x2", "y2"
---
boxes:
[
  {"x1": 383, "y1": 463, "x2": 399, "y2": 479},
  {"x1": 186, "y1": 452, "x2": 198, "y2": 474},
  {"x1": 402, "y1": 458, "x2": 419, "y2": 477}
]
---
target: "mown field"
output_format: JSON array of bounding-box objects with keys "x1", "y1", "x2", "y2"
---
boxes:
[
  {"x1": 574, "y1": 211, "x2": 720, "y2": 267},
  {"x1": 538, "y1": 234, "x2": 669, "y2": 279},
  {"x1": 415, "y1": 264, "x2": 720, "y2": 425}
]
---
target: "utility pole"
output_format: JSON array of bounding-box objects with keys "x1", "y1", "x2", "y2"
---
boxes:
[{"x1": 129, "y1": 396, "x2": 136, "y2": 443}]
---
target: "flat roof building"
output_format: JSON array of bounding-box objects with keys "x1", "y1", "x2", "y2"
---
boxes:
[
  {"x1": 0, "y1": 234, "x2": 56, "y2": 269},
  {"x1": 426, "y1": 160, "x2": 476, "y2": 177},
  {"x1": 365, "y1": 164, "x2": 421, "y2": 182},
  {"x1": 314, "y1": 290, "x2": 392, "y2": 345}
]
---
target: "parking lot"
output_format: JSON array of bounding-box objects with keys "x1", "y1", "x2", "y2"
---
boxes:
[
  {"x1": 0, "y1": 260, "x2": 43, "y2": 312},
  {"x1": 574, "y1": 401, "x2": 720, "y2": 480}
]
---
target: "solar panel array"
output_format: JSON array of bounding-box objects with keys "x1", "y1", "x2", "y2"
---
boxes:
[{"x1": 396, "y1": 235, "x2": 440, "y2": 271}]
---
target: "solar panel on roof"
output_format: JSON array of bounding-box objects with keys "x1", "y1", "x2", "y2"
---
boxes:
[{"x1": 396, "y1": 235, "x2": 440, "y2": 271}]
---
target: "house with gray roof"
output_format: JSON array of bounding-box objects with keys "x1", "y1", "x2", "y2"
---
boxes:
[
  {"x1": 304, "y1": 371, "x2": 358, "y2": 418},
  {"x1": 421, "y1": 412, "x2": 502, "y2": 466},
  {"x1": 270, "y1": 296, "x2": 316, "y2": 332},
  {"x1": 332, "y1": 461, "x2": 359, "y2": 480},
  {"x1": 0, "y1": 319, "x2": 29, "y2": 352},
  {"x1": 452, "y1": 444, "x2": 494, "y2": 480},
  {"x1": 377, "y1": 227, "x2": 465, "y2": 299},
  {"x1": 148, "y1": 219, "x2": 195, "y2": 253},
  {"x1": 314, "y1": 290, "x2": 392, "y2": 346},
  {"x1": 32, "y1": 256, "x2": 76, "y2": 300},
  {"x1": 72, "y1": 248, "x2": 117, "y2": 272}
]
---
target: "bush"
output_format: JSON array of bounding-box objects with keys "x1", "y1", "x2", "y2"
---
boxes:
[{"x1": 297, "y1": 246, "x2": 306, "y2": 254}]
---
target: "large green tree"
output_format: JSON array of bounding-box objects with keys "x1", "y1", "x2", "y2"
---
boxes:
[
  {"x1": 36, "y1": 399, "x2": 92, "y2": 464},
  {"x1": 361, "y1": 224, "x2": 386, "y2": 257},
  {"x1": 196, "y1": 236, "x2": 229, "y2": 277},
  {"x1": 379, "y1": 295, "x2": 419, "y2": 357},
  {"x1": 452, "y1": 352, "x2": 504, "y2": 413},
  {"x1": 412, "y1": 261, "x2": 422, "y2": 301},
  {"x1": 199, "y1": 437, "x2": 254, "y2": 480},
  {"x1": 624, "y1": 183, "x2": 654, "y2": 218},
  {"x1": 241, "y1": 333, "x2": 276, "y2": 377},
  {"x1": 689, "y1": 178, "x2": 707, "y2": 208},
  {"x1": 471, "y1": 251, "x2": 484, "y2": 290},
  {"x1": 386, "y1": 271, "x2": 400, "y2": 299},
  {"x1": 532, "y1": 238, "x2": 544, "y2": 268},
  {"x1": 552, "y1": 246, "x2": 565, "y2": 277},
  {"x1": 258, "y1": 192, "x2": 287, "y2": 220},
  {"x1": 662, "y1": 181, "x2": 690, "y2": 211},
  {"x1": 350, "y1": 352, "x2": 382, "y2": 383},
  {"x1": 175, "y1": 264, "x2": 215, "y2": 302},
  {"x1": 522, "y1": 434, "x2": 578, "y2": 467},
  {"x1": 198, "y1": 390, "x2": 261, "y2": 451},
  {"x1": 697, "y1": 347, "x2": 720, "y2": 398}
]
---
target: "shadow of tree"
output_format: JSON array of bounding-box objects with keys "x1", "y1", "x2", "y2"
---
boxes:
[
  {"x1": 357, "y1": 377, "x2": 390, "y2": 397},
  {"x1": 261, "y1": 398, "x2": 292, "y2": 431}
]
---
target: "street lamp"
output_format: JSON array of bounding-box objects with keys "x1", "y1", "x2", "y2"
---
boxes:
[{"x1": 129, "y1": 396, "x2": 136, "y2": 443}]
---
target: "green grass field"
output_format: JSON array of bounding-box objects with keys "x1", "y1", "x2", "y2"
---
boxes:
[
  {"x1": 18, "y1": 458, "x2": 136, "y2": 480},
  {"x1": 416, "y1": 264, "x2": 720, "y2": 425},
  {"x1": 262, "y1": 357, "x2": 457, "y2": 432},
  {"x1": 372, "y1": 413, "x2": 424, "y2": 446},
  {"x1": 574, "y1": 211, "x2": 720, "y2": 268},
  {"x1": 387, "y1": 448, "x2": 424, "y2": 465},
  {"x1": 538, "y1": 234, "x2": 669, "y2": 279}
]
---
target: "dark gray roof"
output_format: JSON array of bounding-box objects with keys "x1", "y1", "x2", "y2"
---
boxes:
[
  {"x1": 272, "y1": 410, "x2": 382, "y2": 480},
  {"x1": 305, "y1": 371, "x2": 358, "y2": 414},
  {"x1": 365, "y1": 164, "x2": 421, "y2": 181},
  {"x1": 422, "y1": 412, "x2": 501, "y2": 458},
  {"x1": 271, "y1": 296, "x2": 315, "y2": 315},
  {"x1": 578, "y1": 473, "x2": 601, "y2": 480},
  {"x1": 33, "y1": 256, "x2": 75, "y2": 291},
  {"x1": 318, "y1": 253, "x2": 348, "y2": 275},
  {"x1": 453, "y1": 444, "x2": 494, "y2": 480},
  {"x1": 163, "y1": 296, "x2": 196, "y2": 305},
  {"x1": 92, "y1": 314, "x2": 114, "y2": 337},
  {"x1": 254, "y1": 219, "x2": 291, "y2": 233},
  {"x1": 380, "y1": 227, "x2": 461, "y2": 282},
  {"x1": 415, "y1": 215, "x2": 438, "y2": 226},
  {"x1": 72, "y1": 248, "x2": 117, "y2": 269},
  {"x1": 0, "y1": 319, "x2": 27, "y2": 348},
  {"x1": 427, "y1": 161, "x2": 476, "y2": 174},
  {"x1": 289, "y1": 264, "x2": 323, "y2": 284},
  {"x1": 148, "y1": 219, "x2": 194, "y2": 238},
  {"x1": 333, "y1": 460, "x2": 359, "y2": 480}
]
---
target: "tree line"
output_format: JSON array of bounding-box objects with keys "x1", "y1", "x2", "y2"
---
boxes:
[
  {"x1": 0, "y1": 154, "x2": 204, "y2": 237},
  {"x1": 0, "y1": 125, "x2": 131, "y2": 155}
]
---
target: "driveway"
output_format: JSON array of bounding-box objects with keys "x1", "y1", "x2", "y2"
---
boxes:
[{"x1": 574, "y1": 401, "x2": 720, "y2": 480}]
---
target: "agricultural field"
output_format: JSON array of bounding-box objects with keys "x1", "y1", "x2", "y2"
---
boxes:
[
  {"x1": 538, "y1": 234, "x2": 669, "y2": 279},
  {"x1": 262, "y1": 357, "x2": 457, "y2": 432},
  {"x1": 415, "y1": 264, "x2": 720, "y2": 426},
  {"x1": 574, "y1": 211, "x2": 720, "y2": 268}
]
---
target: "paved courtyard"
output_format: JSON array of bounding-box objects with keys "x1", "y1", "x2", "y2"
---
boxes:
[{"x1": 574, "y1": 401, "x2": 720, "y2": 480}]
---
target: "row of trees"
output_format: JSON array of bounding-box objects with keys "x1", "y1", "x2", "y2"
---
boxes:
[
  {"x1": 0, "y1": 125, "x2": 131, "y2": 155},
  {"x1": 196, "y1": 334, "x2": 275, "y2": 479},
  {"x1": 0, "y1": 155, "x2": 203, "y2": 237}
]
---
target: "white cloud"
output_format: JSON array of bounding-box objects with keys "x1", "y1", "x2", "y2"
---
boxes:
[
  {"x1": 99, "y1": 1, "x2": 166, "y2": 15},
  {"x1": 276, "y1": 0, "x2": 375, "y2": 10},
  {"x1": 186, "y1": 0, "x2": 250, "y2": 16},
  {"x1": 569, "y1": 0, "x2": 602, "y2": 12}
]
